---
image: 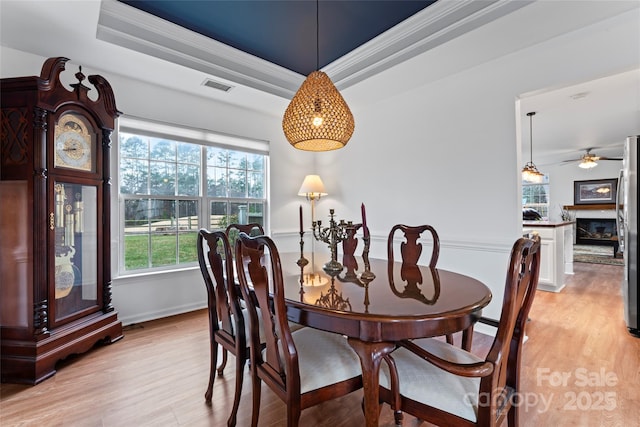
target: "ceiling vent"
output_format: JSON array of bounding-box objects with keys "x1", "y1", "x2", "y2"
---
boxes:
[
  {"x1": 202, "y1": 78, "x2": 234, "y2": 92},
  {"x1": 570, "y1": 91, "x2": 589, "y2": 100}
]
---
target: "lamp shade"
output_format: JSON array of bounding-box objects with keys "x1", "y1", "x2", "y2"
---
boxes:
[
  {"x1": 522, "y1": 164, "x2": 545, "y2": 183},
  {"x1": 298, "y1": 174, "x2": 327, "y2": 200},
  {"x1": 283, "y1": 71, "x2": 355, "y2": 151}
]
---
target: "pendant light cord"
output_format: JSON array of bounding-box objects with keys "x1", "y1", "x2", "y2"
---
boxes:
[
  {"x1": 316, "y1": 0, "x2": 319, "y2": 71},
  {"x1": 527, "y1": 112, "x2": 536, "y2": 163},
  {"x1": 529, "y1": 114, "x2": 533, "y2": 162}
]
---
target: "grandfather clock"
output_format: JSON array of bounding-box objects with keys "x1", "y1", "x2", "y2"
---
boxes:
[{"x1": 1, "y1": 57, "x2": 123, "y2": 384}]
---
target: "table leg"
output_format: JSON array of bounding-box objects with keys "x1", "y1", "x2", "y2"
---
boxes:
[{"x1": 347, "y1": 338, "x2": 396, "y2": 427}]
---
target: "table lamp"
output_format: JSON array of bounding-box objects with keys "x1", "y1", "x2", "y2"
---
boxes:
[{"x1": 298, "y1": 174, "x2": 327, "y2": 223}]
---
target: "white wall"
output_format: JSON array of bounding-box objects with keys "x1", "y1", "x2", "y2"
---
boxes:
[
  {"x1": 314, "y1": 6, "x2": 638, "y2": 323},
  {"x1": 2, "y1": 4, "x2": 638, "y2": 328}
]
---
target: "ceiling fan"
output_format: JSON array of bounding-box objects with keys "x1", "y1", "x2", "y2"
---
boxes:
[{"x1": 561, "y1": 148, "x2": 622, "y2": 169}]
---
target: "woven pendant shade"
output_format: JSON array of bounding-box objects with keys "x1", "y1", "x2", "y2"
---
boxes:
[{"x1": 283, "y1": 71, "x2": 355, "y2": 151}]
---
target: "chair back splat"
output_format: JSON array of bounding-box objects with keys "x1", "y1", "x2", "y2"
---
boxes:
[
  {"x1": 387, "y1": 224, "x2": 440, "y2": 268},
  {"x1": 342, "y1": 222, "x2": 370, "y2": 257},
  {"x1": 235, "y1": 233, "x2": 363, "y2": 427},
  {"x1": 225, "y1": 223, "x2": 265, "y2": 255}
]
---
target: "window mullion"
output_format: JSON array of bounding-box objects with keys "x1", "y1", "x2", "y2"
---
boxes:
[{"x1": 119, "y1": 124, "x2": 267, "y2": 274}]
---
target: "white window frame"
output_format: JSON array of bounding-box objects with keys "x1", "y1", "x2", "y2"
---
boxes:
[
  {"x1": 522, "y1": 175, "x2": 550, "y2": 220},
  {"x1": 113, "y1": 116, "x2": 269, "y2": 277}
]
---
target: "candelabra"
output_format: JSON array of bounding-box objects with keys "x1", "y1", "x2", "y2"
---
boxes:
[{"x1": 312, "y1": 209, "x2": 348, "y2": 273}]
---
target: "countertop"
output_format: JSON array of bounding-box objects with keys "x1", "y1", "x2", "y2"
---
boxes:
[{"x1": 523, "y1": 220, "x2": 575, "y2": 228}]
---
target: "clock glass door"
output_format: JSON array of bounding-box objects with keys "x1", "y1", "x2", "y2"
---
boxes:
[{"x1": 52, "y1": 181, "x2": 100, "y2": 324}]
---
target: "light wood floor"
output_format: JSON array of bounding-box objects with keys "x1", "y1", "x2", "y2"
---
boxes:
[{"x1": 1, "y1": 262, "x2": 638, "y2": 426}]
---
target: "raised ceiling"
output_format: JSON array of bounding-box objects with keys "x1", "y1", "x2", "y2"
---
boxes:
[
  {"x1": 119, "y1": 0, "x2": 435, "y2": 76},
  {"x1": 1, "y1": 1, "x2": 637, "y2": 164},
  {"x1": 98, "y1": 0, "x2": 529, "y2": 98}
]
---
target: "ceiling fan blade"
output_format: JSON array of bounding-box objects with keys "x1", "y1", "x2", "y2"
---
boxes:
[{"x1": 598, "y1": 156, "x2": 623, "y2": 161}]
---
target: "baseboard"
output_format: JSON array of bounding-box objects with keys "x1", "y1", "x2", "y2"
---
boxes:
[{"x1": 119, "y1": 302, "x2": 207, "y2": 326}]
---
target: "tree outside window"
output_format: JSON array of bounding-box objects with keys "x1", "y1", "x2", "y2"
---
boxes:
[{"x1": 120, "y1": 131, "x2": 266, "y2": 272}]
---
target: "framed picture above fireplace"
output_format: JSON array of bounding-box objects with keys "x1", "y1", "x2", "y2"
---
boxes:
[{"x1": 574, "y1": 178, "x2": 618, "y2": 205}]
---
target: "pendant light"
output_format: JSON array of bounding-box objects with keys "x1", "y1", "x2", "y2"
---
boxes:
[
  {"x1": 282, "y1": 0, "x2": 355, "y2": 151},
  {"x1": 522, "y1": 112, "x2": 544, "y2": 183}
]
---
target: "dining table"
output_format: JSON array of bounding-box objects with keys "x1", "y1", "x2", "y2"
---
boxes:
[{"x1": 278, "y1": 251, "x2": 492, "y2": 427}]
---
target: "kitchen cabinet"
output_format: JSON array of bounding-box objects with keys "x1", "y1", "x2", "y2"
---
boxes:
[{"x1": 523, "y1": 221, "x2": 574, "y2": 292}]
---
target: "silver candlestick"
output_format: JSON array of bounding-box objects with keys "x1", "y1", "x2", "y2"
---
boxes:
[
  {"x1": 360, "y1": 234, "x2": 375, "y2": 281},
  {"x1": 312, "y1": 209, "x2": 347, "y2": 273},
  {"x1": 297, "y1": 230, "x2": 309, "y2": 268}
]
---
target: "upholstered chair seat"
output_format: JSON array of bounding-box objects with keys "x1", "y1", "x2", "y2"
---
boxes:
[
  {"x1": 272, "y1": 327, "x2": 363, "y2": 394},
  {"x1": 380, "y1": 338, "x2": 482, "y2": 423}
]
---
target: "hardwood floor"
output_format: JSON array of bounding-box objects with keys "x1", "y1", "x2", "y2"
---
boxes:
[{"x1": 1, "y1": 262, "x2": 637, "y2": 426}]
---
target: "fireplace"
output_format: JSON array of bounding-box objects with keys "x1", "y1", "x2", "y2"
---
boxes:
[
  {"x1": 576, "y1": 218, "x2": 617, "y2": 243},
  {"x1": 576, "y1": 217, "x2": 619, "y2": 256}
]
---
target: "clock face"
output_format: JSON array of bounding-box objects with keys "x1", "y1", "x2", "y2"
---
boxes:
[{"x1": 54, "y1": 113, "x2": 94, "y2": 172}]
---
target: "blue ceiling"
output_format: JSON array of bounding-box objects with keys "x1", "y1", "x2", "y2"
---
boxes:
[{"x1": 119, "y1": 0, "x2": 436, "y2": 76}]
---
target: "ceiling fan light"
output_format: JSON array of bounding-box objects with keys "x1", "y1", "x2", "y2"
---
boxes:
[{"x1": 578, "y1": 158, "x2": 598, "y2": 169}]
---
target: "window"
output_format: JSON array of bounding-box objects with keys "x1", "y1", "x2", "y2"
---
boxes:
[
  {"x1": 522, "y1": 175, "x2": 549, "y2": 219},
  {"x1": 118, "y1": 117, "x2": 268, "y2": 273}
]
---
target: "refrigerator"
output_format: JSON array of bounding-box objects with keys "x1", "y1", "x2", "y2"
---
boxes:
[{"x1": 617, "y1": 136, "x2": 638, "y2": 337}]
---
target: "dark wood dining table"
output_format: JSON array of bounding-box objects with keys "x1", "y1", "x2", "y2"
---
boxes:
[{"x1": 278, "y1": 251, "x2": 492, "y2": 427}]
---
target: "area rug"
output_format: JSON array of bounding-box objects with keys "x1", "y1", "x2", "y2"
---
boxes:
[{"x1": 573, "y1": 245, "x2": 624, "y2": 266}]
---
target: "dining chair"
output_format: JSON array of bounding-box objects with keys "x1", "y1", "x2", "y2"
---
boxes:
[
  {"x1": 196, "y1": 229, "x2": 250, "y2": 426},
  {"x1": 225, "y1": 223, "x2": 265, "y2": 253},
  {"x1": 234, "y1": 233, "x2": 364, "y2": 427},
  {"x1": 215, "y1": 223, "x2": 266, "y2": 372},
  {"x1": 379, "y1": 234, "x2": 541, "y2": 427},
  {"x1": 387, "y1": 224, "x2": 454, "y2": 344},
  {"x1": 342, "y1": 222, "x2": 369, "y2": 272}
]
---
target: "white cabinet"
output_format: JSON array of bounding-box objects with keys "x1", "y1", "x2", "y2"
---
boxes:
[
  {"x1": 537, "y1": 235, "x2": 555, "y2": 286},
  {"x1": 523, "y1": 221, "x2": 574, "y2": 292}
]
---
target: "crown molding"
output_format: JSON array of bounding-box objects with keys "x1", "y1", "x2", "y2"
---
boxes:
[
  {"x1": 327, "y1": 0, "x2": 533, "y2": 89},
  {"x1": 97, "y1": 0, "x2": 303, "y2": 99},
  {"x1": 97, "y1": 0, "x2": 530, "y2": 99}
]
